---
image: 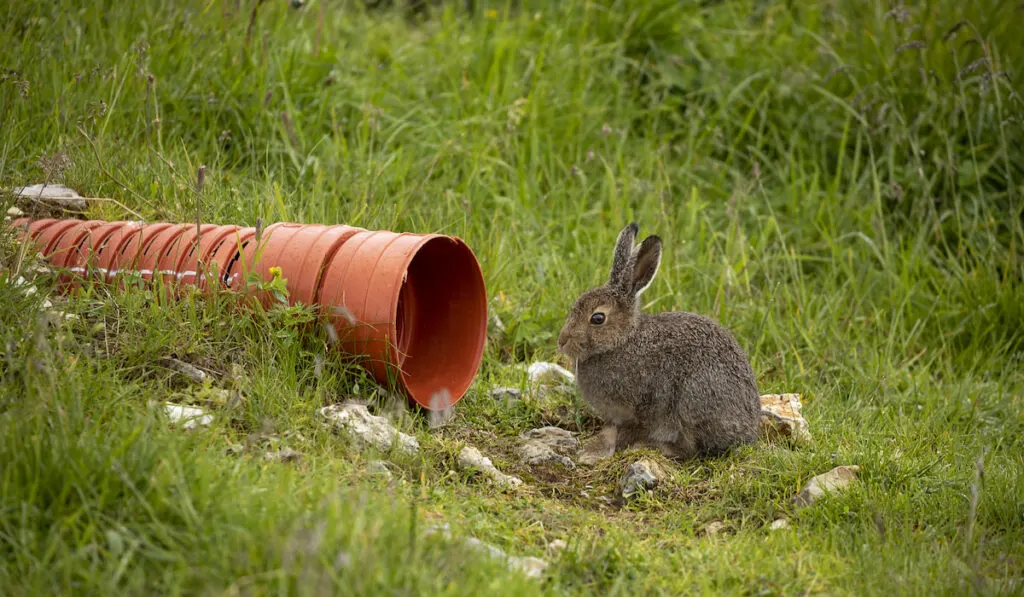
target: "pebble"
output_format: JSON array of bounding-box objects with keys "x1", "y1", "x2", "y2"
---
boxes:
[
  {"x1": 319, "y1": 402, "x2": 420, "y2": 456},
  {"x1": 263, "y1": 448, "x2": 302, "y2": 463},
  {"x1": 760, "y1": 393, "x2": 812, "y2": 444},
  {"x1": 489, "y1": 387, "x2": 523, "y2": 402},
  {"x1": 793, "y1": 465, "x2": 860, "y2": 507},
  {"x1": 527, "y1": 361, "x2": 575, "y2": 386},
  {"x1": 516, "y1": 426, "x2": 579, "y2": 469},
  {"x1": 164, "y1": 403, "x2": 213, "y2": 430},
  {"x1": 619, "y1": 458, "x2": 665, "y2": 498},
  {"x1": 458, "y1": 445, "x2": 523, "y2": 490}
]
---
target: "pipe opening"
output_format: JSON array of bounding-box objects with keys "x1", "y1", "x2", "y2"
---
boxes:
[
  {"x1": 397, "y1": 236, "x2": 487, "y2": 408},
  {"x1": 395, "y1": 280, "x2": 414, "y2": 363}
]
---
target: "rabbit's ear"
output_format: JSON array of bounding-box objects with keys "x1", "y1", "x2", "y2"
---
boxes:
[
  {"x1": 630, "y1": 235, "x2": 662, "y2": 297},
  {"x1": 609, "y1": 222, "x2": 639, "y2": 291}
]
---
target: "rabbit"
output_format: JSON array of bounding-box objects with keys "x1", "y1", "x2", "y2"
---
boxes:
[{"x1": 556, "y1": 222, "x2": 762, "y2": 464}]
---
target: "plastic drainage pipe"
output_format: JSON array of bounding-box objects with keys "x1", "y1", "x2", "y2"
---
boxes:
[{"x1": 7, "y1": 218, "x2": 488, "y2": 411}]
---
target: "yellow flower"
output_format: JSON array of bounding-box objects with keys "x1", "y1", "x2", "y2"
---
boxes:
[
  {"x1": 269, "y1": 266, "x2": 282, "y2": 278},
  {"x1": 485, "y1": 8, "x2": 497, "y2": 18}
]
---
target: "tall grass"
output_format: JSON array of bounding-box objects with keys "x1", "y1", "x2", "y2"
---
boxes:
[{"x1": 1, "y1": 0, "x2": 1022, "y2": 594}]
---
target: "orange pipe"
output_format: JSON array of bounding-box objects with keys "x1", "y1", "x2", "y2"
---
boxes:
[{"x1": 7, "y1": 218, "x2": 488, "y2": 410}]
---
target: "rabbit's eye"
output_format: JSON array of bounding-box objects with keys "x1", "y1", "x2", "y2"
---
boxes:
[{"x1": 590, "y1": 312, "x2": 606, "y2": 325}]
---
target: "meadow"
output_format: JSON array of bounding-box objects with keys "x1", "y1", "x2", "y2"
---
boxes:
[{"x1": 1, "y1": 0, "x2": 1022, "y2": 595}]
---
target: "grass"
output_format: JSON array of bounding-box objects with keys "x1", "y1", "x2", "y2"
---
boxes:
[{"x1": 1, "y1": 0, "x2": 1022, "y2": 594}]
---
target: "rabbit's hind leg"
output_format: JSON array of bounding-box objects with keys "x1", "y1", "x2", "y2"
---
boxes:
[{"x1": 644, "y1": 425, "x2": 698, "y2": 461}]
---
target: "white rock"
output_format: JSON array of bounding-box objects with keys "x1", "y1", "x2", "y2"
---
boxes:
[
  {"x1": 10, "y1": 183, "x2": 87, "y2": 210},
  {"x1": 164, "y1": 403, "x2": 213, "y2": 429},
  {"x1": 527, "y1": 361, "x2": 575, "y2": 386},
  {"x1": 546, "y1": 539, "x2": 567, "y2": 554},
  {"x1": 793, "y1": 465, "x2": 860, "y2": 507},
  {"x1": 263, "y1": 447, "x2": 302, "y2": 463},
  {"x1": 619, "y1": 458, "x2": 665, "y2": 498},
  {"x1": 489, "y1": 313, "x2": 506, "y2": 334},
  {"x1": 520, "y1": 426, "x2": 579, "y2": 450},
  {"x1": 164, "y1": 357, "x2": 207, "y2": 383},
  {"x1": 49, "y1": 310, "x2": 77, "y2": 322},
  {"x1": 27, "y1": 261, "x2": 51, "y2": 277},
  {"x1": 13, "y1": 276, "x2": 37, "y2": 296},
  {"x1": 334, "y1": 550, "x2": 352, "y2": 568},
  {"x1": 769, "y1": 519, "x2": 790, "y2": 530},
  {"x1": 426, "y1": 525, "x2": 547, "y2": 579},
  {"x1": 516, "y1": 442, "x2": 575, "y2": 469},
  {"x1": 458, "y1": 445, "x2": 523, "y2": 489},
  {"x1": 516, "y1": 427, "x2": 578, "y2": 469},
  {"x1": 703, "y1": 521, "x2": 726, "y2": 537},
  {"x1": 760, "y1": 393, "x2": 812, "y2": 444},
  {"x1": 367, "y1": 459, "x2": 394, "y2": 479},
  {"x1": 319, "y1": 403, "x2": 419, "y2": 456},
  {"x1": 490, "y1": 386, "x2": 523, "y2": 401},
  {"x1": 6, "y1": 206, "x2": 24, "y2": 217},
  {"x1": 469, "y1": 538, "x2": 549, "y2": 579}
]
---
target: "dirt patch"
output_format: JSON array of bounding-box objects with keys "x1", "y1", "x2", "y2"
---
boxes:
[{"x1": 438, "y1": 421, "x2": 730, "y2": 515}]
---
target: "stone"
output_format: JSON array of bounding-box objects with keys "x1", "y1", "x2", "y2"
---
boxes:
[
  {"x1": 619, "y1": 458, "x2": 665, "y2": 498},
  {"x1": 44, "y1": 310, "x2": 78, "y2": 326},
  {"x1": 520, "y1": 426, "x2": 579, "y2": 450},
  {"x1": 490, "y1": 313, "x2": 506, "y2": 333},
  {"x1": 516, "y1": 442, "x2": 575, "y2": 469},
  {"x1": 6, "y1": 206, "x2": 24, "y2": 218},
  {"x1": 334, "y1": 550, "x2": 352, "y2": 568},
  {"x1": 13, "y1": 276, "x2": 36, "y2": 296},
  {"x1": 486, "y1": 313, "x2": 507, "y2": 347},
  {"x1": 163, "y1": 357, "x2": 207, "y2": 383},
  {"x1": 516, "y1": 426, "x2": 579, "y2": 469},
  {"x1": 489, "y1": 387, "x2": 523, "y2": 402},
  {"x1": 793, "y1": 465, "x2": 860, "y2": 507},
  {"x1": 760, "y1": 393, "x2": 812, "y2": 444},
  {"x1": 367, "y1": 460, "x2": 394, "y2": 479},
  {"x1": 464, "y1": 537, "x2": 548, "y2": 578},
  {"x1": 263, "y1": 447, "x2": 302, "y2": 463},
  {"x1": 10, "y1": 183, "x2": 86, "y2": 210},
  {"x1": 703, "y1": 521, "x2": 726, "y2": 537},
  {"x1": 458, "y1": 445, "x2": 523, "y2": 490},
  {"x1": 319, "y1": 403, "x2": 419, "y2": 456},
  {"x1": 426, "y1": 525, "x2": 547, "y2": 580},
  {"x1": 527, "y1": 361, "x2": 575, "y2": 386},
  {"x1": 164, "y1": 403, "x2": 213, "y2": 430},
  {"x1": 546, "y1": 539, "x2": 567, "y2": 554},
  {"x1": 769, "y1": 519, "x2": 790, "y2": 531}
]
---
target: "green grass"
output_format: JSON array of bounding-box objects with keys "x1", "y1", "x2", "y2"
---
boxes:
[{"x1": 1, "y1": 0, "x2": 1023, "y2": 594}]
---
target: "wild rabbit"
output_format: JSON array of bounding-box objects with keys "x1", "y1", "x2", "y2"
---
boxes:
[{"x1": 556, "y1": 222, "x2": 761, "y2": 464}]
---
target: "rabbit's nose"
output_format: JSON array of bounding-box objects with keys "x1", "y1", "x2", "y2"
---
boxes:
[{"x1": 557, "y1": 327, "x2": 569, "y2": 349}]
